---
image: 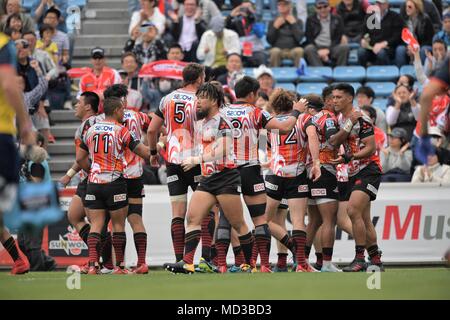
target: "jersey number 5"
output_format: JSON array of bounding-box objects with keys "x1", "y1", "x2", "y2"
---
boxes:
[{"x1": 174, "y1": 102, "x2": 185, "y2": 124}]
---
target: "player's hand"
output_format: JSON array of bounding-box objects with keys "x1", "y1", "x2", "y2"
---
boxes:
[
  {"x1": 350, "y1": 111, "x2": 362, "y2": 124},
  {"x1": 330, "y1": 156, "x2": 344, "y2": 165},
  {"x1": 310, "y1": 162, "x2": 321, "y2": 182},
  {"x1": 293, "y1": 98, "x2": 308, "y2": 113},
  {"x1": 20, "y1": 128, "x2": 36, "y2": 147},
  {"x1": 150, "y1": 154, "x2": 160, "y2": 168},
  {"x1": 181, "y1": 156, "x2": 201, "y2": 172},
  {"x1": 414, "y1": 135, "x2": 435, "y2": 164},
  {"x1": 59, "y1": 174, "x2": 71, "y2": 187}
]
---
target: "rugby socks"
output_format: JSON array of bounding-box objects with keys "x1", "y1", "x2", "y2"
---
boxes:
[
  {"x1": 255, "y1": 224, "x2": 271, "y2": 267},
  {"x1": 215, "y1": 240, "x2": 229, "y2": 267},
  {"x1": 2, "y1": 236, "x2": 19, "y2": 261},
  {"x1": 280, "y1": 234, "x2": 296, "y2": 256},
  {"x1": 232, "y1": 245, "x2": 244, "y2": 266},
  {"x1": 355, "y1": 245, "x2": 365, "y2": 260},
  {"x1": 183, "y1": 230, "x2": 201, "y2": 265},
  {"x1": 87, "y1": 232, "x2": 102, "y2": 266},
  {"x1": 238, "y1": 232, "x2": 255, "y2": 267},
  {"x1": 201, "y1": 211, "x2": 215, "y2": 261},
  {"x1": 134, "y1": 232, "x2": 147, "y2": 266},
  {"x1": 305, "y1": 245, "x2": 312, "y2": 260},
  {"x1": 277, "y1": 253, "x2": 288, "y2": 270},
  {"x1": 292, "y1": 230, "x2": 307, "y2": 267},
  {"x1": 78, "y1": 224, "x2": 90, "y2": 245},
  {"x1": 171, "y1": 217, "x2": 185, "y2": 262},
  {"x1": 112, "y1": 232, "x2": 127, "y2": 267},
  {"x1": 100, "y1": 232, "x2": 113, "y2": 269},
  {"x1": 323, "y1": 247, "x2": 333, "y2": 262},
  {"x1": 210, "y1": 244, "x2": 218, "y2": 266},
  {"x1": 367, "y1": 245, "x2": 381, "y2": 264},
  {"x1": 315, "y1": 252, "x2": 323, "y2": 268}
]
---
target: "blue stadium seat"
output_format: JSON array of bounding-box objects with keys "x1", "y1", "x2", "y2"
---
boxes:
[
  {"x1": 400, "y1": 65, "x2": 416, "y2": 79},
  {"x1": 366, "y1": 82, "x2": 396, "y2": 98},
  {"x1": 414, "y1": 81, "x2": 423, "y2": 94},
  {"x1": 272, "y1": 67, "x2": 298, "y2": 83},
  {"x1": 243, "y1": 68, "x2": 254, "y2": 76},
  {"x1": 22, "y1": 0, "x2": 35, "y2": 11},
  {"x1": 366, "y1": 66, "x2": 399, "y2": 82},
  {"x1": 372, "y1": 98, "x2": 389, "y2": 112},
  {"x1": 70, "y1": 0, "x2": 87, "y2": 7},
  {"x1": 348, "y1": 49, "x2": 359, "y2": 65},
  {"x1": 281, "y1": 59, "x2": 294, "y2": 67},
  {"x1": 276, "y1": 83, "x2": 296, "y2": 91},
  {"x1": 333, "y1": 66, "x2": 366, "y2": 82},
  {"x1": 298, "y1": 66, "x2": 332, "y2": 82},
  {"x1": 296, "y1": 83, "x2": 328, "y2": 96}
]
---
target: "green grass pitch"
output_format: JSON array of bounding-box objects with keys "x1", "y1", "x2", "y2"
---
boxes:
[{"x1": 1, "y1": 268, "x2": 449, "y2": 300}]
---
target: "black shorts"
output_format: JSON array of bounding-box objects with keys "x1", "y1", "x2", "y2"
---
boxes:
[
  {"x1": 0, "y1": 134, "x2": 19, "y2": 213},
  {"x1": 308, "y1": 168, "x2": 338, "y2": 200},
  {"x1": 338, "y1": 181, "x2": 350, "y2": 202},
  {"x1": 166, "y1": 163, "x2": 201, "y2": 196},
  {"x1": 342, "y1": 163, "x2": 382, "y2": 202},
  {"x1": 75, "y1": 178, "x2": 88, "y2": 206},
  {"x1": 85, "y1": 178, "x2": 128, "y2": 211},
  {"x1": 265, "y1": 171, "x2": 309, "y2": 201},
  {"x1": 197, "y1": 168, "x2": 241, "y2": 196},
  {"x1": 237, "y1": 165, "x2": 266, "y2": 196},
  {"x1": 126, "y1": 177, "x2": 144, "y2": 198}
]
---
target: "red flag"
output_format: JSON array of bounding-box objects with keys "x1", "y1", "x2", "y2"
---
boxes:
[
  {"x1": 402, "y1": 28, "x2": 419, "y2": 50},
  {"x1": 67, "y1": 67, "x2": 91, "y2": 79},
  {"x1": 138, "y1": 60, "x2": 188, "y2": 80}
]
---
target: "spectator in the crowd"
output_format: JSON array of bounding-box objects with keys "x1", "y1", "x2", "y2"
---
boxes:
[
  {"x1": 167, "y1": 43, "x2": 185, "y2": 61},
  {"x1": 429, "y1": 126, "x2": 450, "y2": 165},
  {"x1": 267, "y1": 0, "x2": 304, "y2": 67},
  {"x1": 396, "y1": 0, "x2": 435, "y2": 66},
  {"x1": 196, "y1": 15, "x2": 241, "y2": 71},
  {"x1": 254, "y1": 64, "x2": 275, "y2": 97},
  {"x1": 77, "y1": 47, "x2": 122, "y2": 104},
  {"x1": 121, "y1": 52, "x2": 141, "y2": 91},
  {"x1": 411, "y1": 149, "x2": 450, "y2": 183},
  {"x1": 361, "y1": 105, "x2": 387, "y2": 156},
  {"x1": 380, "y1": 127, "x2": 413, "y2": 182},
  {"x1": 173, "y1": 0, "x2": 221, "y2": 26},
  {"x1": 23, "y1": 31, "x2": 58, "y2": 80},
  {"x1": 32, "y1": 0, "x2": 68, "y2": 32},
  {"x1": 336, "y1": 0, "x2": 366, "y2": 43},
  {"x1": 358, "y1": 0, "x2": 404, "y2": 67},
  {"x1": 3, "y1": 12, "x2": 21, "y2": 33},
  {"x1": 37, "y1": 24, "x2": 59, "y2": 64},
  {"x1": 400, "y1": 0, "x2": 442, "y2": 33},
  {"x1": 304, "y1": 0, "x2": 349, "y2": 66},
  {"x1": 432, "y1": 12, "x2": 450, "y2": 47},
  {"x1": 386, "y1": 84, "x2": 419, "y2": 141},
  {"x1": 169, "y1": 0, "x2": 207, "y2": 62},
  {"x1": 42, "y1": 7, "x2": 69, "y2": 65},
  {"x1": 226, "y1": 0, "x2": 266, "y2": 67},
  {"x1": 129, "y1": 0, "x2": 166, "y2": 37},
  {"x1": 217, "y1": 53, "x2": 245, "y2": 89},
  {"x1": 0, "y1": 0, "x2": 35, "y2": 33},
  {"x1": 356, "y1": 86, "x2": 387, "y2": 132},
  {"x1": 386, "y1": 74, "x2": 416, "y2": 111},
  {"x1": 131, "y1": 22, "x2": 167, "y2": 66},
  {"x1": 424, "y1": 39, "x2": 447, "y2": 77}
]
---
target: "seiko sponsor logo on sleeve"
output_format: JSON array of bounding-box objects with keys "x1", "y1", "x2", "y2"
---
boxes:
[
  {"x1": 85, "y1": 194, "x2": 96, "y2": 201},
  {"x1": 367, "y1": 184, "x2": 378, "y2": 195},
  {"x1": 167, "y1": 175, "x2": 179, "y2": 183},
  {"x1": 253, "y1": 183, "x2": 265, "y2": 192},
  {"x1": 298, "y1": 185, "x2": 309, "y2": 193},
  {"x1": 311, "y1": 188, "x2": 327, "y2": 196},
  {"x1": 265, "y1": 182, "x2": 278, "y2": 191},
  {"x1": 114, "y1": 194, "x2": 127, "y2": 202}
]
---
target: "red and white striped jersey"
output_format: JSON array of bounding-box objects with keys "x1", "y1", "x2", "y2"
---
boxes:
[
  {"x1": 195, "y1": 113, "x2": 236, "y2": 176},
  {"x1": 220, "y1": 102, "x2": 272, "y2": 166},
  {"x1": 268, "y1": 113, "x2": 309, "y2": 177},
  {"x1": 155, "y1": 88, "x2": 197, "y2": 164},
  {"x1": 80, "y1": 120, "x2": 139, "y2": 184},
  {"x1": 337, "y1": 111, "x2": 381, "y2": 177},
  {"x1": 74, "y1": 115, "x2": 97, "y2": 181}
]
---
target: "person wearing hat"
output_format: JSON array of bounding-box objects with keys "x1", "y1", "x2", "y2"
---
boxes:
[
  {"x1": 428, "y1": 126, "x2": 450, "y2": 165},
  {"x1": 380, "y1": 127, "x2": 413, "y2": 182},
  {"x1": 77, "y1": 47, "x2": 122, "y2": 109},
  {"x1": 432, "y1": 12, "x2": 450, "y2": 48},
  {"x1": 254, "y1": 64, "x2": 275, "y2": 97},
  {"x1": 196, "y1": 15, "x2": 241, "y2": 69},
  {"x1": 304, "y1": 0, "x2": 349, "y2": 67},
  {"x1": 267, "y1": 0, "x2": 305, "y2": 67},
  {"x1": 131, "y1": 22, "x2": 167, "y2": 66}
]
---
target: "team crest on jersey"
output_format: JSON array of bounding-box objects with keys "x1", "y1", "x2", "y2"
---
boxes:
[
  {"x1": 298, "y1": 185, "x2": 309, "y2": 193},
  {"x1": 253, "y1": 183, "x2": 265, "y2": 192},
  {"x1": 114, "y1": 194, "x2": 127, "y2": 202},
  {"x1": 325, "y1": 118, "x2": 336, "y2": 129}
]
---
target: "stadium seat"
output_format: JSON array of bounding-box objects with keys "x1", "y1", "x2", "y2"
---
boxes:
[
  {"x1": 348, "y1": 49, "x2": 359, "y2": 65},
  {"x1": 296, "y1": 83, "x2": 328, "y2": 96},
  {"x1": 366, "y1": 66, "x2": 399, "y2": 82},
  {"x1": 372, "y1": 98, "x2": 389, "y2": 112},
  {"x1": 276, "y1": 83, "x2": 296, "y2": 91},
  {"x1": 281, "y1": 59, "x2": 294, "y2": 67},
  {"x1": 366, "y1": 82, "x2": 396, "y2": 98},
  {"x1": 243, "y1": 68, "x2": 254, "y2": 76},
  {"x1": 414, "y1": 81, "x2": 424, "y2": 94},
  {"x1": 22, "y1": 0, "x2": 35, "y2": 11},
  {"x1": 333, "y1": 66, "x2": 365, "y2": 82},
  {"x1": 298, "y1": 66, "x2": 332, "y2": 82},
  {"x1": 272, "y1": 67, "x2": 298, "y2": 83},
  {"x1": 400, "y1": 65, "x2": 417, "y2": 79}
]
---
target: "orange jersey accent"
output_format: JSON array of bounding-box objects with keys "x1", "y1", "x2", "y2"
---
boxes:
[
  {"x1": 81, "y1": 120, "x2": 139, "y2": 184},
  {"x1": 122, "y1": 109, "x2": 151, "y2": 178},
  {"x1": 78, "y1": 67, "x2": 121, "y2": 96},
  {"x1": 338, "y1": 111, "x2": 381, "y2": 177},
  {"x1": 268, "y1": 113, "x2": 308, "y2": 177},
  {"x1": 414, "y1": 95, "x2": 449, "y2": 137},
  {"x1": 374, "y1": 126, "x2": 387, "y2": 157},
  {"x1": 155, "y1": 88, "x2": 197, "y2": 164},
  {"x1": 220, "y1": 102, "x2": 272, "y2": 165}
]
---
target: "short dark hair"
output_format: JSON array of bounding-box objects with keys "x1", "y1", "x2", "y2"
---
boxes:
[
  {"x1": 234, "y1": 76, "x2": 260, "y2": 99},
  {"x1": 44, "y1": 7, "x2": 61, "y2": 19},
  {"x1": 6, "y1": 13, "x2": 22, "y2": 29},
  {"x1": 322, "y1": 85, "x2": 334, "y2": 100},
  {"x1": 432, "y1": 39, "x2": 447, "y2": 51},
  {"x1": 39, "y1": 24, "x2": 54, "y2": 39},
  {"x1": 103, "y1": 84, "x2": 128, "y2": 99},
  {"x1": 104, "y1": 97, "x2": 123, "y2": 117},
  {"x1": 121, "y1": 52, "x2": 137, "y2": 64},
  {"x1": 22, "y1": 31, "x2": 36, "y2": 38},
  {"x1": 258, "y1": 91, "x2": 269, "y2": 101},
  {"x1": 333, "y1": 83, "x2": 355, "y2": 98},
  {"x1": 196, "y1": 82, "x2": 224, "y2": 107},
  {"x1": 356, "y1": 86, "x2": 375, "y2": 100},
  {"x1": 361, "y1": 105, "x2": 377, "y2": 122},
  {"x1": 168, "y1": 44, "x2": 183, "y2": 52},
  {"x1": 81, "y1": 91, "x2": 100, "y2": 114},
  {"x1": 303, "y1": 94, "x2": 324, "y2": 110},
  {"x1": 268, "y1": 88, "x2": 295, "y2": 114},
  {"x1": 182, "y1": 63, "x2": 205, "y2": 86},
  {"x1": 399, "y1": 74, "x2": 415, "y2": 88}
]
